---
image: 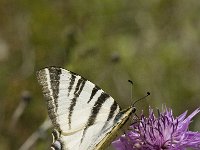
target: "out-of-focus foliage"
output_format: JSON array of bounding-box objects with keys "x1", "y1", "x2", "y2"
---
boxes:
[{"x1": 0, "y1": 0, "x2": 200, "y2": 149}]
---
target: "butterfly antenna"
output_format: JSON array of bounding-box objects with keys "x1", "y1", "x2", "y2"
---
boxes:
[
  {"x1": 128, "y1": 80, "x2": 133, "y2": 100},
  {"x1": 132, "y1": 92, "x2": 150, "y2": 107}
]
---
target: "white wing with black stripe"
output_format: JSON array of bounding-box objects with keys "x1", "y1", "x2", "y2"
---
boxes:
[{"x1": 37, "y1": 67, "x2": 128, "y2": 150}]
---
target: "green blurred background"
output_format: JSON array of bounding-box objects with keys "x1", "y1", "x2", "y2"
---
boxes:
[{"x1": 0, "y1": 0, "x2": 200, "y2": 149}]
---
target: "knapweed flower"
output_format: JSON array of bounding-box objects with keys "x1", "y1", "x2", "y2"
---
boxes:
[{"x1": 112, "y1": 107, "x2": 200, "y2": 150}]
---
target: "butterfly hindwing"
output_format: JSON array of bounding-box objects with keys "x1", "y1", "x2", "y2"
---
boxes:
[{"x1": 37, "y1": 67, "x2": 124, "y2": 150}]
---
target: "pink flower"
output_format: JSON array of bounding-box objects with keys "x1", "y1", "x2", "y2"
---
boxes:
[{"x1": 112, "y1": 107, "x2": 200, "y2": 150}]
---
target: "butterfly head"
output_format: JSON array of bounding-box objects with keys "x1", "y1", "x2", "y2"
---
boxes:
[{"x1": 131, "y1": 106, "x2": 136, "y2": 114}]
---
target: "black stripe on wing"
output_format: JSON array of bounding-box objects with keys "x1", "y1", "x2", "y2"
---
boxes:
[
  {"x1": 68, "y1": 74, "x2": 76, "y2": 96},
  {"x1": 81, "y1": 92, "x2": 110, "y2": 143},
  {"x1": 107, "y1": 101, "x2": 118, "y2": 122},
  {"x1": 49, "y1": 67, "x2": 62, "y2": 112},
  {"x1": 37, "y1": 67, "x2": 63, "y2": 129},
  {"x1": 100, "y1": 100, "x2": 119, "y2": 133},
  {"x1": 43, "y1": 67, "x2": 62, "y2": 129},
  {"x1": 68, "y1": 77, "x2": 86, "y2": 129},
  {"x1": 87, "y1": 85, "x2": 100, "y2": 103}
]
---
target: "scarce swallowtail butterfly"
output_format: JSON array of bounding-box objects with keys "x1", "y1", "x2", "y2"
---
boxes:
[{"x1": 37, "y1": 67, "x2": 148, "y2": 150}]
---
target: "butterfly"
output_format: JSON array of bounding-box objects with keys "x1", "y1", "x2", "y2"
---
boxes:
[{"x1": 37, "y1": 66, "x2": 149, "y2": 150}]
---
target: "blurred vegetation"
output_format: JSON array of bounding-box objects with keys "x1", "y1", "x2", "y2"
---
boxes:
[{"x1": 0, "y1": 0, "x2": 200, "y2": 149}]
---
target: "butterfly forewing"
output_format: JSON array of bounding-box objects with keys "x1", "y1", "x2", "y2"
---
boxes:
[{"x1": 37, "y1": 67, "x2": 122, "y2": 150}]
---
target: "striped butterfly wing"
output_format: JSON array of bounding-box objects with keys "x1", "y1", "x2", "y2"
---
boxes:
[{"x1": 37, "y1": 67, "x2": 122, "y2": 150}]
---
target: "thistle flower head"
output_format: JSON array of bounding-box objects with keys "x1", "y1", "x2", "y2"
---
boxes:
[{"x1": 112, "y1": 107, "x2": 200, "y2": 150}]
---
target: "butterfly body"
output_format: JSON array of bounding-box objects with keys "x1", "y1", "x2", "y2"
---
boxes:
[{"x1": 37, "y1": 67, "x2": 136, "y2": 150}]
